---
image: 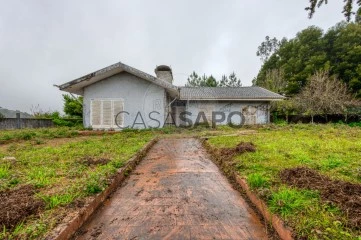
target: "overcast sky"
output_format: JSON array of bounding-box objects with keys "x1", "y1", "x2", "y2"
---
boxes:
[{"x1": 0, "y1": 0, "x2": 352, "y2": 113}]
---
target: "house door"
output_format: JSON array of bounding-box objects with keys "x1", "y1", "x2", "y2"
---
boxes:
[{"x1": 90, "y1": 99, "x2": 124, "y2": 129}]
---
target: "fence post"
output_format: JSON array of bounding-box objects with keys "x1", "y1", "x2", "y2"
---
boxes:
[{"x1": 16, "y1": 112, "x2": 21, "y2": 129}]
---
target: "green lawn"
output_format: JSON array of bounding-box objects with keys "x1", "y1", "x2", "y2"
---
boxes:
[
  {"x1": 207, "y1": 124, "x2": 361, "y2": 239},
  {"x1": 0, "y1": 127, "x2": 82, "y2": 143},
  {"x1": 0, "y1": 130, "x2": 154, "y2": 239}
]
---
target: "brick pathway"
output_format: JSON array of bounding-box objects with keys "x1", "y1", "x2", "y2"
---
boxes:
[{"x1": 75, "y1": 138, "x2": 268, "y2": 239}]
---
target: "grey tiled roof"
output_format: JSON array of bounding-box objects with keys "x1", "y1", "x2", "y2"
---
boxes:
[
  {"x1": 179, "y1": 87, "x2": 285, "y2": 100},
  {"x1": 57, "y1": 61, "x2": 178, "y2": 96}
]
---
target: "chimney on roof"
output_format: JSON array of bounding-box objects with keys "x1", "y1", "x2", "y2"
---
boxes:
[{"x1": 155, "y1": 65, "x2": 173, "y2": 84}]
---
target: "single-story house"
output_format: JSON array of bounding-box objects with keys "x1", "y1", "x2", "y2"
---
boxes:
[{"x1": 57, "y1": 62, "x2": 284, "y2": 129}]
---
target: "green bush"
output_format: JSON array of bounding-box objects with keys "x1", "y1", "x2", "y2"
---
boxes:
[
  {"x1": 348, "y1": 122, "x2": 361, "y2": 127},
  {"x1": 51, "y1": 112, "x2": 82, "y2": 127}
]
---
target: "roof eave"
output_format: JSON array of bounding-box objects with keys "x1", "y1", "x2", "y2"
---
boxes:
[
  {"x1": 57, "y1": 61, "x2": 179, "y2": 97},
  {"x1": 179, "y1": 97, "x2": 285, "y2": 101}
]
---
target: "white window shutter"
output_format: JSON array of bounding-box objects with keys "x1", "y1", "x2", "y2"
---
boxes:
[
  {"x1": 91, "y1": 100, "x2": 101, "y2": 127},
  {"x1": 102, "y1": 100, "x2": 112, "y2": 127},
  {"x1": 113, "y1": 100, "x2": 124, "y2": 128}
]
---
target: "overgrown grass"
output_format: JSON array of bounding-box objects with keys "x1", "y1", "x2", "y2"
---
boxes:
[
  {"x1": 41, "y1": 193, "x2": 77, "y2": 209},
  {"x1": 0, "y1": 127, "x2": 82, "y2": 142},
  {"x1": 0, "y1": 131, "x2": 154, "y2": 239},
  {"x1": 0, "y1": 164, "x2": 11, "y2": 179},
  {"x1": 247, "y1": 173, "x2": 269, "y2": 189},
  {"x1": 268, "y1": 187, "x2": 318, "y2": 218},
  {"x1": 208, "y1": 124, "x2": 361, "y2": 239}
]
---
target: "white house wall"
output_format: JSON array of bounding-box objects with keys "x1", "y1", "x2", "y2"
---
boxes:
[
  {"x1": 184, "y1": 101, "x2": 270, "y2": 126},
  {"x1": 83, "y1": 72, "x2": 166, "y2": 129}
]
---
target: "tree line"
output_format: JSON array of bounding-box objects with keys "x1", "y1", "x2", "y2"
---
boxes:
[
  {"x1": 185, "y1": 72, "x2": 242, "y2": 87},
  {"x1": 254, "y1": 21, "x2": 361, "y2": 97},
  {"x1": 254, "y1": 21, "x2": 361, "y2": 121}
]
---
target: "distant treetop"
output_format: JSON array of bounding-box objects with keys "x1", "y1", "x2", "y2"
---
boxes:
[
  {"x1": 305, "y1": 0, "x2": 361, "y2": 22},
  {"x1": 185, "y1": 71, "x2": 242, "y2": 87}
]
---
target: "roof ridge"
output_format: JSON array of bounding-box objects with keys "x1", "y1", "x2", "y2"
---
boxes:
[
  {"x1": 180, "y1": 86, "x2": 257, "y2": 88},
  {"x1": 57, "y1": 61, "x2": 178, "y2": 96}
]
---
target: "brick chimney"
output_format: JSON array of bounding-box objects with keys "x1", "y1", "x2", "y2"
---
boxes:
[{"x1": 154, "y1": 65, "x2": 173, "y2": 84}]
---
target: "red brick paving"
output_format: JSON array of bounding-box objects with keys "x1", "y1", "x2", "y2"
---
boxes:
[{"x1": 75, "y1": 138, "x2": 268, "y2": 240}]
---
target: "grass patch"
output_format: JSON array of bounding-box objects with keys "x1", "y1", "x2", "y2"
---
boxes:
[
  {"x1": 27, "y1": 167, "x2": 56, "y2": 188},
  {"x1": 41, "y1": 193, "x2": 77, "y2": 209},
  {"x1": 247, "y1": 173, "x2": 269, "y2": 189},
  {"x1": 0, "y1": 164, "x2": 11, "y2": 179},
  {"x1": 0, "y1": 130, "x2": 154, "y2": 239},
  {"x1": 268, "y1": 187, "x2": 318, "y2": 217},
  {"x1": 207, "y1": 124, "x2": 361, "y2": 239},
  {"x1": 0, "y1": 127, "x2": 82, "y2": 143}
]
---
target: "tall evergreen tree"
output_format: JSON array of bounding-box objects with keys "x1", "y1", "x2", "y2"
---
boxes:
[
  {"x1": 219, "y1": 72, "x2": 242, "y2": 87},
  {"x1": 186, "y1": 72, "x2": 241, "y2": 87}
]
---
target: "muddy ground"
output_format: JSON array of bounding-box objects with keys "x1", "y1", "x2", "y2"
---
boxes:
[
  {"x1": 78, "y1": 156, "x2": 110, "y2": 166},
  {"x1": 280, "y1": 167, "x2": 361, "y2": 229},
  {"x1": 218, "y1": 142, "x2": 256, "y2": 158},
  {"x1": 0, "y1": 185, "x2": 44, "y2": 229}
]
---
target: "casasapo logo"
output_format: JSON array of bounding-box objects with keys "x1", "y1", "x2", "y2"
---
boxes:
[
  {"x1": 114, "y1": 110, "x2": 246, "y2": 129},
  {"x1": 112, "y1": 83, "x2": 267, "y2": 129}
]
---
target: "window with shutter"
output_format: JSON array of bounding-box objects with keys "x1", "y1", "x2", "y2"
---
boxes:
[{"x1": 90, "y1": 99, "x2": 124, "y2": 129}]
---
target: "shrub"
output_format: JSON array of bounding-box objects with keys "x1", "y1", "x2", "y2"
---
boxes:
[{"x1": 348, "y1": 122, "x2": 361, "y2": 127}]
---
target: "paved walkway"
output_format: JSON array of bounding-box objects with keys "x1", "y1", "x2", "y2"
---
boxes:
[{"x1": 75, "y1": 138, "x2": 268, "y2": 240}]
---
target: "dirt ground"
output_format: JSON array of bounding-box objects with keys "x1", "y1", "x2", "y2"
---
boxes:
[
  {"x1": 0, "y1": 185, "x2": 44, "y2": 229},
  {"x1": 218, "y1": 142, "x2": 256, "y2": 159},
  {"x1": 280, "y1": 167, "x2": 361, "y2": 229},
  {"x1": 74, "y1": 138, "x2": 268, "y2": 239}
]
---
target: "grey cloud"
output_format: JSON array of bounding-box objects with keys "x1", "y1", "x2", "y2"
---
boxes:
[{"x1": 0, "y1": 0, "x2": 348, "y2": 113}]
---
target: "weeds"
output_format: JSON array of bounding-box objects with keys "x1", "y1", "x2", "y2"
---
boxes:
[
  {"x1": 27, "y1": 167, "x2": 56, "y2": 188},
  {"x1": 41, "y1": 193, "x2": 77, "y2": 209},
  {"x1": 0, "y1": 127, "x2": 82, "y2": 142},
  {"x1": 320, "y1": 156, "x2": 345, "y2": 170},
  {"x1": 0, "y1": 164, "x2": 11, "y2": 179},
  {"x1": 268, "y1": 187, "x2": 318, "y2": 217},
  {"x1": 247, "y1": 173, "x2": 269, "y2": 189}
]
